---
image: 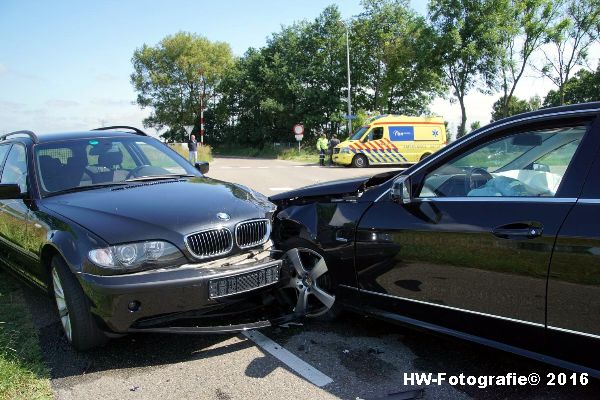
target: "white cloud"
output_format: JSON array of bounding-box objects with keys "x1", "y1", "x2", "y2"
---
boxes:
[
  {"x1": 45, "y1": 99, "x2": 80, "y2": 108},
  {"x1": 91, "y1": 98, "x2": 133, "y2": 107}
]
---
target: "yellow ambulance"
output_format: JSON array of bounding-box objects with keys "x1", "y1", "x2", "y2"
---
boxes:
[{"x1": 332, "y1": 115, "x2": 447, "y2": 167}]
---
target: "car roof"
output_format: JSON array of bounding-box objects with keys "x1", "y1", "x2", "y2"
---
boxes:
[
  {"x1": 35, "y1": 130, "x2": 143, "y2": 143},
  {"x1": 0, "y1": 126, "x2": 153, "y2": 145}
]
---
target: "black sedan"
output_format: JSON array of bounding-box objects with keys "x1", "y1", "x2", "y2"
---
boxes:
[
  {"x1": 0, "y1": 126, "x2": 294, "y2": 350},
  {"x1": 271, "y1": 102, "x2": 600, "y2": 377}
]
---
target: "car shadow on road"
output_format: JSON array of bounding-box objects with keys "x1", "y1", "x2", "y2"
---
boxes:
[
  {"x1": 22, "y1": 284, "x2": 254, "y2": 381},
  {"x1": 266, "y1": 314, "x2": 600, "y2": 400}
]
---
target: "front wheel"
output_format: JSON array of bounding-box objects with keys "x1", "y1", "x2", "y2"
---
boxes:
[
  {"x1": 282, "y1": 248, "x2": 338, "y2": 319},
  {"x1": 351, "y1": 154, "x2": 368, "y2": 168},
  {"x1": 51, "y1": 256, "x2": 107, "y2": 351},
  {"x1": 419, "y1": 153, "x2": 432, "y2": 162}
]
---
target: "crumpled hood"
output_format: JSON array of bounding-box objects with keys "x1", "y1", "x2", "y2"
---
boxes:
[
  {"x1": 269, "y1": 176, "x2": 370, "y2": 201},
  {"x1": 41, "y1": 177, "x2": 275, "y2": 245},
  {"x1": 269, "y1": 170, "x2": 400, "y2": 203}
]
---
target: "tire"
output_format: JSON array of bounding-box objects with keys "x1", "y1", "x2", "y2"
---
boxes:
[
  {"x1": 279, "y1": 238, "x2": 342, "y2": 321},
  {"x1": 51, "y1": 256, "x2": 107, "y2": 351},
  {"x1": 351, "y1": 154, "x2": 368, "y2": 168},
  {"x1": 419, "y1": 153, "x2": 432, "y2": 162}
]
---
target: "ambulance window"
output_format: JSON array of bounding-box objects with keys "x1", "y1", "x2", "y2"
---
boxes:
[
  {"x1": 365, "y1": 127, "x2": 384, "y2": 142},
  {"x1": 351, "y1": 126, "x2": 369, "y2": 141}
]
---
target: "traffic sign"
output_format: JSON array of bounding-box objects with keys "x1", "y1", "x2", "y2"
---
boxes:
[
  {"x1": 294, "y1": 133, "x2": 304, "y2": 141},
  {"x1": 344, "y1": 114, "x2": 357, "y2": 120},
  {"x1": 293, "y1": 124, "x2": 304, "y2": 135}
]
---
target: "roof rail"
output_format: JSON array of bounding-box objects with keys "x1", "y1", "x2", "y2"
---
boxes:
[
  {"x1": 0, "y1": 130, "x2": 39, "y2": 143},
  {"x1": 92, "y1": 126, "x2": 148, "y2": 136}
]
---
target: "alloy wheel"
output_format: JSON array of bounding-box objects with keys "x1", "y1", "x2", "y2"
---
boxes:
[
  {"x1": 52, "y1": 267, "x2": 72, "y2": 341},
  {"x1": 283, "y1": 248, "x2": 335, "y2": 317}
]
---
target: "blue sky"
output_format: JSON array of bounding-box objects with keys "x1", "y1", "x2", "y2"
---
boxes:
[
  {"x1": 0, "y1": 1, "x2": 595, "y2": 137},
  {"x1": 0, "y1": 0, "x2": 428, "y2": 135}
]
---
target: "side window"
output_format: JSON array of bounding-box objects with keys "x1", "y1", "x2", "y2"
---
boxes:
[
  {"x1": 0, "y1": 145, "x2": 11, "y2": 171},
  {"x1": 418, "y1": 126, "x2": 586, "y2": 198},
  {"x1": 1, "y1": 144, "x2": 28, "y2": 193},
  {"x1": 365, "y1": 127, "x2": 384, "y2": 142}
]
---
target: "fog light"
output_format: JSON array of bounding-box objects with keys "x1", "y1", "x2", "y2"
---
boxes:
[{"x1": 128, "y1": 301, "x2": 141, "y2": 312}]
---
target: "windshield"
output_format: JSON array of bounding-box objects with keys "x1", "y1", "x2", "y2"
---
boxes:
[
  {"x1": 350, "y1": 126, "x2": 369, "y2": 141},
  {"x1": 35, "y1": 137, "x2": 199, "y2": 195}
]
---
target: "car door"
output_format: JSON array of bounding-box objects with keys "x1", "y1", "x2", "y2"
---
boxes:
[
  {"x1": 0, "y1": 143, "x2": 35, "y2": 280},
  {"x1": 355, "y1": 116, "x2": 598, "y2": 350},
  {"x1": 546, "y1": 143, "x2": 600, "y2": 369}
]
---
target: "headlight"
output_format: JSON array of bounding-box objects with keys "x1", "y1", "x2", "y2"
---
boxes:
[
  {"x1": 340, "y1": 147, "x2": 351, "y2": 154},
  {"x1": 89, "y1": 240, "x2": 185, "y2": 271}
]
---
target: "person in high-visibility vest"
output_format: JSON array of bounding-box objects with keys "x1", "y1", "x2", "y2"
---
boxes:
[{"x1": 316, "y1": 133, "x2": 328, "y2": 166}]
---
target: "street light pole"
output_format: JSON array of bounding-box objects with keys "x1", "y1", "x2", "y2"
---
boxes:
[
  {"x1": 345, "y1": 24, "x2": 352, "y2": 136},
  {"x1": 200, "y1": 73, "x2": 205, "y2": 147}
]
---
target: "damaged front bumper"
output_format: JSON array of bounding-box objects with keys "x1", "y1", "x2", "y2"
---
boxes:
[{"x1": 77, "y1": 244, "x2": 296, "y2": 333}]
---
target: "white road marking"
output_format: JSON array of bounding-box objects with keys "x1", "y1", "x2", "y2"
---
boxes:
[
  {"x1": 219, "y1": 166, "x2": 233, "y2": 169},
  {"x1": 239, "y1": 166, "x2": 251, "y2": 169},
  {"x1": 257, "y1": 166, "x2": 269, "y2": 169},
  {"x1": 293, "y1": 165, "x2": 305, "y2": 168},
  {"x1": 242, "y1": 330, "x2": 333, "y2": 387},
  {"x1": 268, "y1": 187, "x2": 293, "y2": 191}
]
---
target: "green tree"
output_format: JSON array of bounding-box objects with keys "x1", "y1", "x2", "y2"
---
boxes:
[
  {"x1": 537, "y1": 0, "x2": 600, "y2": 105},
  {"x1": 352, "y1": 0, "x2": 443, "y2": 115},
  {"x1": 491, "y1": 95, "x2": 542, "y2": 121},
  {"x1": 469, "y1": 121, "x2": 481, "y2": 132},
  {"x1": 130, "y1": 32, "x2": 234, "y2": 142},
  {"x1": 428, "y1": 0, "x2": 511, "y2": 138},
  {"x1": 543, "y1": 64, "x2": 600, "y2": 106},
  {"x1": 498, "y1": 0, "x2": 557, "y2": 119}
]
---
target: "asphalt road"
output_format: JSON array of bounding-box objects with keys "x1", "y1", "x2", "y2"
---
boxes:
[
  {"x1": 19, "y1": 157, "x2": 600, "y2": 399},
  {"x1": 205, "y1": 156, "x2": 402, "y2": 195}
]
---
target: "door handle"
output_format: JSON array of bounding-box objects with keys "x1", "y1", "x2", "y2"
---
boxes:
[{"x1": 492, "y1": 222, "x2": 543, "y2": 240}]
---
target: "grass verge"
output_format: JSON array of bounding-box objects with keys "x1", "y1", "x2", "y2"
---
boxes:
[
  {"x1": 168, "y1": 143, "x2": 214, "y2": 162},
  {"x1": 0, "y1": 270, "x2": 52, "y2": 400},
  {"x1": 214, "y1": 145, "x2": 320, "y2": 163}
]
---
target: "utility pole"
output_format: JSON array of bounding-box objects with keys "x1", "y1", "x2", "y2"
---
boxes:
[{"x1": 345, "y1": 24, "x2": 352, "y2": 136}]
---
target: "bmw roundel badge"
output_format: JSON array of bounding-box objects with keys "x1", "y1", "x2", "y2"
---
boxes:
[{"x1": 216, "y1": 212, "x2": 230, "y2": 221}]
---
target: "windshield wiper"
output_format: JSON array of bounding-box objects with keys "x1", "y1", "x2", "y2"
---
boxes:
[
  {"x1": 45, "y1": 182, "x2": 129, "y2": 197},
  {"x1": 125, "y1": 174, "x2": 196, "y2": 182}
]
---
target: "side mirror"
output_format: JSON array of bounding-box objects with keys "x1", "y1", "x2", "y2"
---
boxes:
[
  {"x1": 195, "y1": 162, "x2": 209, "y2": 175},
  {"x1": 0, "y1": 184, "x2": 22, "y2": 200},
  {"x1": 390, "y1": 176, "x2": 411, "y2": 204}
]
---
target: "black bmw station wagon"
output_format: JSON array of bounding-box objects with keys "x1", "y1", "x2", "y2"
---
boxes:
[{"x1": 0, "y1": 126, "x2": 291, "y2": 350}]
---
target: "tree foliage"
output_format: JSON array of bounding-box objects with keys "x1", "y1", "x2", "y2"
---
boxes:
[
  {"x1": 537, "y1": 0, "x2": 600, "y2": 105},
  {"x1": 497, "y1": 0, "x2": 557, "y2": 119},
  {"x1": 428, "y1": 0, "x2": 511, "y2": 138},
  {"x1": 491, "y1": 95, "x2": 542, "y2": 121},
  {"x1": 131, "y1": 32, "x2": 234, "y2": 142},
  {"x1": 543, "y1": 64, "x2": 600, "y2": 106},
  {"x1": 129, "y1": 1, "x2": 599, "y2": 146}
]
